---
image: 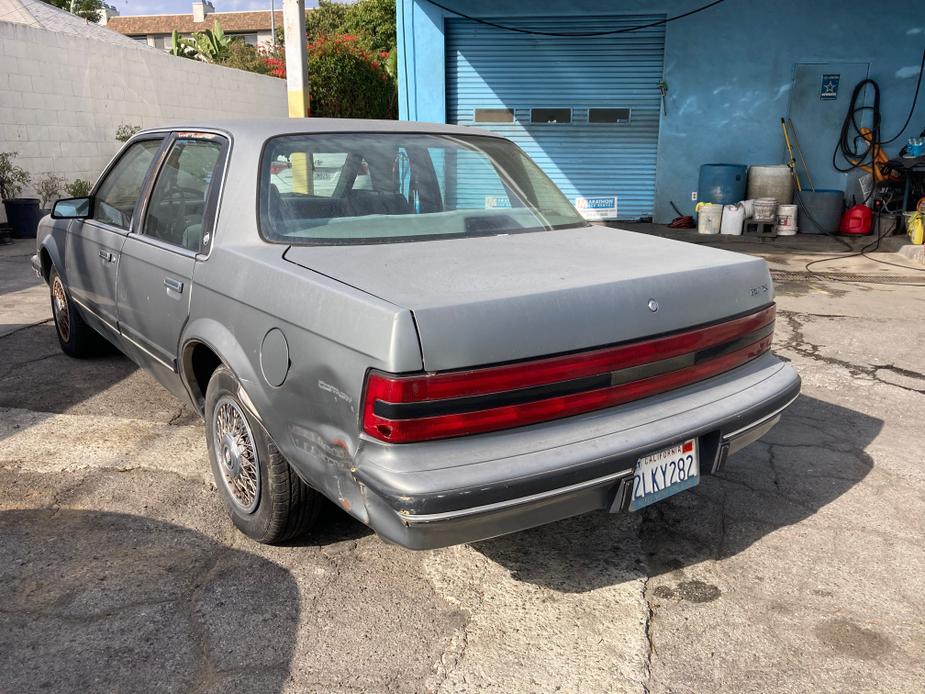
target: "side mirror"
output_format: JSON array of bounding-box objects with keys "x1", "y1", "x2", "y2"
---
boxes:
[{"x1": 51, "y1": 197, "x2": 91, "y2": 220}]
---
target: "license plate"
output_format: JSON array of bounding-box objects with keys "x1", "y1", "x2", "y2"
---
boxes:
[{"x1": 628, "y1": 438, "x2": 699, "y2": 511}]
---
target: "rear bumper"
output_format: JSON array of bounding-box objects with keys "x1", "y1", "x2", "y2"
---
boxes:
[{"x1": 355, "y1": 353, "x2": 800, "y2": 550}]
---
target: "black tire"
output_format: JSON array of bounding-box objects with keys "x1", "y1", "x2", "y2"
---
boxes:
[
  {"x1": 204, "y1": 365, "x2": 320, "y2": 544},
  {"x1": 48, "y1": 267, "x2": 107, "y2": 358}
]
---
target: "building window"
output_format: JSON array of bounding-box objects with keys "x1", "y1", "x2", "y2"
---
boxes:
[
  {"x1": 588, "y1": 108, "x2": 631, "y2": 124},
  {"x1": 531, "y1": 108, "x2": 571, "y2": 124},
  {"x1": 474, "y1": 108, "x2": 514, "y2": 123},
  {"x1": 230, "y1": 33, "x2": 259, "y2": 45}
]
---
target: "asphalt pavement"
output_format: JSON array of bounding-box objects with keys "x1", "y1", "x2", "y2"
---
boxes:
[{"x1": 1, "y1": 235, "x2": 923, "y2": 693}]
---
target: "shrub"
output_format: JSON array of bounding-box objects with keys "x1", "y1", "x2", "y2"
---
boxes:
[
  {"x1": 35, "y1": 173, "x2": 66, "y2": 208},
  {"x1": 217, "y1": 41, "x2": 273, "y2": 75},
  {"x1": 115, "y1": 123, "x2": 141, "y2": 142},
  {"x1": 65, "y1": 179, "x2": 93, "y2": 198},
  {"x1": 0, "y1": 152, "x2": 31, "y2": 201}
]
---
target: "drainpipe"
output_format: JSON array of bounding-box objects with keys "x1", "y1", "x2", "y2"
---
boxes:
[{"x1": 283, "y1": 0, "x2": 309, "y2": 118}]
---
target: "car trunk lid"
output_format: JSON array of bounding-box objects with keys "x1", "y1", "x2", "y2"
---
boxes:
[{"x1": 283, "y1": 226, "x2": 773, "y2": 372}]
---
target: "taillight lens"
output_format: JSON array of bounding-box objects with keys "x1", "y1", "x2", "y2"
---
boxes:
[{"x1": 362, "y1": 305, "x2": 776, "y2": 443}]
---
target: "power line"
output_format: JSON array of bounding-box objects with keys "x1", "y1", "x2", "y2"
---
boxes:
[{"x1": 423, "y1": 0, "x2": 729, "y2": 37}]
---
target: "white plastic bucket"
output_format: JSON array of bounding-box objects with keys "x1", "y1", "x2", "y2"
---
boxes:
[
  {"x1": 776, "y1": 204, "x2": 798, "y2": 235},
  {"x1": 697, "y1": 204, "x2": 723, "y2": 234},
  {"x1": 720, "y1": 203, "x2": 745, "y2": 235},
  {"x1": 752, "y1": 197, "x2": 778, "y2": 222}
]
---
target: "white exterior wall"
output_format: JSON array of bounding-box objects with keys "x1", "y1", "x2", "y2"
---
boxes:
[{"x1": 0, "y1": 20, "x2": 286, "y2": 220}]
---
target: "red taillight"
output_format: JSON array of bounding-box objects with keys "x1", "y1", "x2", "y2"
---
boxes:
[{"x1": 362, "y1": 305, "x2": 776, "y2": 443}]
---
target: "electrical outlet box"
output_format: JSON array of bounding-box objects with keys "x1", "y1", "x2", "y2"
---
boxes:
[{"x1": 691, "y1": 192, "x2": 698, "y2": 201}]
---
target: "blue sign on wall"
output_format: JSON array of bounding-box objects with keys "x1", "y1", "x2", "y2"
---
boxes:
[{"x1": 820, "y1": 74, "x2": 840, "y2": 100}]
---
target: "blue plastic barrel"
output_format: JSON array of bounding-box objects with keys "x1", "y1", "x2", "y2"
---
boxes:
[{"x1": 697, "y1": 164, "x2": 748, "y2": 206}]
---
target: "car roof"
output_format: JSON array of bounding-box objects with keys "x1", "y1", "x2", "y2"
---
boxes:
[{"x1": 136, "y1": 117, "x2": 507, "y2": 141}]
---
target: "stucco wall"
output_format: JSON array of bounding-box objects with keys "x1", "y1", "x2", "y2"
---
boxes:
[
  {"x1": 398, "y1": 0, "x2": 925, "y2": 223},
  {"x1": 0, "y1": 20, "x2": 286, "y2": 220}
]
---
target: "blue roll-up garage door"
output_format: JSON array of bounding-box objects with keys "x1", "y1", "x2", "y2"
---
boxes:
[{"x1": 446, "y1": 15, "x2": 665, "y2": 220}]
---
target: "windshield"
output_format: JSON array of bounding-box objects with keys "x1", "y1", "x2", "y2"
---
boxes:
[{"x1": 258, "y1": 132, "x2": 588, "y2": 245}]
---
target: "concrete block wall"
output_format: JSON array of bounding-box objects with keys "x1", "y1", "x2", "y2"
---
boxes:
[{"x1": 0, "y1": 20, "x2": 287, "y2": 221}]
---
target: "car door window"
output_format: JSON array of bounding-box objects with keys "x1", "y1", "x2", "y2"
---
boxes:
[
  {"x1": 142, "y1": 138, "x2": 223, "y2": 252},
  {"x1": 93, "y1": 139, "x2": 163, "y2": 229}
]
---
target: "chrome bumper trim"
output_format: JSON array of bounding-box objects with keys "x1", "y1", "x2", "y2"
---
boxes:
[
  {"x1": 400, "y1": 467, "x2": 634, "y2": 525},
  {"x1": 724, "y1": 393, "x2": 799, "y2": 440},
  {"x1": 400, "y1": 393, "x2": 800, "y2": 527}
]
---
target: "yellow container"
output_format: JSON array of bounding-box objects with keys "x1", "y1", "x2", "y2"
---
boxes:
[{"x1": 906, "y1": 212, "x2": 924, "y2": 245}]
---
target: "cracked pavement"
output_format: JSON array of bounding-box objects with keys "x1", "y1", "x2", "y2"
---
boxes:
[{"x1": 1, "y1": 238, "x2": 923, "y2": 692}]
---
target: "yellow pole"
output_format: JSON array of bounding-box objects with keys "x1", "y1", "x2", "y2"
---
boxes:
[{"x1": 283, "y1": 0, "x2": 308, "y2": 118}]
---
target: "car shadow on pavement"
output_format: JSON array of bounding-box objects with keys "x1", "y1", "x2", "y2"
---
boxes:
[
  {"x1": 290, "y1": 498, "x2": 375, "y2": 546},
  {"x1": 0, "y1": 322, "x2": 203, "y2": 444},
  {"x1": 0, "y1": 509, "x2": 299, "y2": 693},
  {"x1": 0, "y1": 323, "x2": 135, "y2": 415},
  {"x1": 472, "y1": 395, "x2": 880, "y2": 593}
]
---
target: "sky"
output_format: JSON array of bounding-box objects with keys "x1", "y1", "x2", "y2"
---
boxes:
[{"x1": 110, "y1": 0, "x2": 346, "y2": 16}]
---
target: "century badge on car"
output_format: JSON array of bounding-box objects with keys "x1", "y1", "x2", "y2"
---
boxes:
[{"x1": 33, "y1": 118, "x2": 800, "y2": 549}]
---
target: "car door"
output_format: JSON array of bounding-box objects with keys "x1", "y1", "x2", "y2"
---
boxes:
[
  {"x1": 63, "y1": 136, "x2": 165, "y2": 333},
  {"x1": 116, "y1": 132, "x2": 228, "y2": 378}
]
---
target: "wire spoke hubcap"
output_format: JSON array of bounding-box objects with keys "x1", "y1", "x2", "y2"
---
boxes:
[
  {"x1": 51, "y1": 277, "x2": 70, "y2": 343},
  {"x1": 213, "y1": 397, "x2": 260, "y2": 514}
]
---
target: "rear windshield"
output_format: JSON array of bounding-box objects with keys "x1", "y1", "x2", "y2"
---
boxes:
[{"x1": 258, "y1": 132, "x2": 588, "y2": 245}]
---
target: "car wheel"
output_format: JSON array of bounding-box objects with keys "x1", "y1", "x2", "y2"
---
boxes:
[
  {"x1": 49, "y1": 267, "x2": 106, "y2": 358},
  {"x1": 205, "y1": 365, "x2": 320, "y2": 544}
]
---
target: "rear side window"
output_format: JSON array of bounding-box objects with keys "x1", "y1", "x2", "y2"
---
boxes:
[
  {"x1": 143, "y1": 138, "x2": 224, "y2": 252},
  {"x1": 93, "y1": 139, "x2": 163, "y2": 229}
]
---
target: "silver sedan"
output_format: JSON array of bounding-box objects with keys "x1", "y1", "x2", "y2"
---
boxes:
[{"x1": 34, "y1": 118, "x2": 800, "y2": 549}]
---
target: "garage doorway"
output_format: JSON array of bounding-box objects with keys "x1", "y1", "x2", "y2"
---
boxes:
[{"x1": 446, "y1": 15, "x2": 666, "y2": 221}]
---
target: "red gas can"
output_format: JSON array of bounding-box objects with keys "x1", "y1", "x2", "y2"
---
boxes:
[{"x1": 839, "y1": 204, "x2": 872, "y2": 235}]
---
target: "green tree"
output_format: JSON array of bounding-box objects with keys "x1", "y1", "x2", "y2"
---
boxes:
[
  {"x1": 42, "y1": 0, "x2": 103, "y2": 23},
  {"x1": 306, "y1": 0, "x2": 350, "y2": 42},
  {"x1": 304, "y1": 0, "x2": 395, "y2": 54},
  {"x1": 344, "y1": 0, "x2": 395, "y2": 53},
  {"x1": 264, "y1": 36, "x2": 396, "y2": 119}
]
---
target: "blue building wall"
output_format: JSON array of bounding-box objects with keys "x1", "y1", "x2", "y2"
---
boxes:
[{"x1": 398, "y1": 0, "x2": 925, "y2": 223}]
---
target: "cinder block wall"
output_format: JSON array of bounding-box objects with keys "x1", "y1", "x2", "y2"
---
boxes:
[{"x1": 0, "y1": 20, "x2": 287, "y2": 221}]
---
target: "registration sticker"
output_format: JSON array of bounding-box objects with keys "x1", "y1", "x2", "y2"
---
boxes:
[{"x1": 629, "y1": 439, "x2": 699, "y2": 511}]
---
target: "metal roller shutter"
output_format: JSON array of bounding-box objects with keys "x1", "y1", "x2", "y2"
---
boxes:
[{"x1": 446, "y1": 15, "x2": 665, "y2": 220}]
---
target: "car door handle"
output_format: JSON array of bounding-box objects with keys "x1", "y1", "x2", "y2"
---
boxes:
[
  {"x1": 98, "y1": 250, "x2": 115, "y2": 263},
  {"x1": 163, "y1": 278, "x2": 184, "y2": 293}
]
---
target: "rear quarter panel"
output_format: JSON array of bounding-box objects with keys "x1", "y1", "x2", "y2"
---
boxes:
[{"x1": 185, "y1": 242, "x2": 422, "y2": 519}]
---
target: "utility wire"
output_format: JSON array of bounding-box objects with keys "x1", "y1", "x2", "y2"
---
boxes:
[{"x1": 423, "y1": 0, "x2": 728, "y2": 37}]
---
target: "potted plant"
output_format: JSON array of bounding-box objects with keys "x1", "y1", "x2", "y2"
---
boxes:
[
  {"x1": 0, "y1": 152, "x2": 40, "y2": 239},
  {"x1": 36, "y1": 173, "x2": 66, "y2": 214}
]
